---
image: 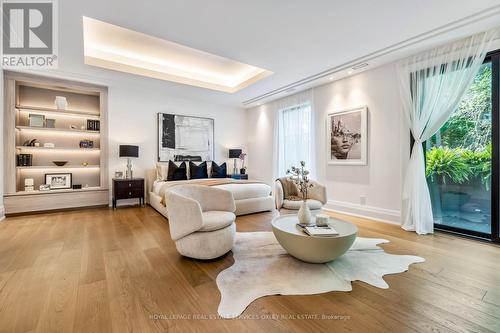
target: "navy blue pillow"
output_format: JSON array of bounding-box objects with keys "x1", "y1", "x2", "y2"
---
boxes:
[
  {"x1": 189, "y1": 161, "x2": 208, "y2": 179},
  {"x1": 211, "y1": 162, "x2": 227, "y2": 178},
  {"x1": 167, "y1": 161, "x2": 187, "y2": 181}
]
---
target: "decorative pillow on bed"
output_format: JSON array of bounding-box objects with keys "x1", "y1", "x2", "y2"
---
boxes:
[
  {"x1": 167, "y1": 161, "x2": 187, "y2": 181},
  {"x1": 189, "y1": 161, "x2": 208, "y2": 179},
  {"x1": 211, "y1": 162, "x2": 227, "y2": 178}
]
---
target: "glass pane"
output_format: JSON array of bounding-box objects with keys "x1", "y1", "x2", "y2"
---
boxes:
[{"x1": 426, "y1": 62, "x2": 492, "y2": 235}]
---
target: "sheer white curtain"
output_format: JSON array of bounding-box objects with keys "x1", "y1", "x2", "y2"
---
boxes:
[
  {"x1": 274, "y1": 89, "x2": 314, "y2": 178},
  {"x1": 397, "y1": 29, "x2": 498, "y2": 235}
]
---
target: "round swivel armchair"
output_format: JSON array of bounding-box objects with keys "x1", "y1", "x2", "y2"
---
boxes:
[{"x1": 166, "y1": 185, "x2": 236, "y2": 260}]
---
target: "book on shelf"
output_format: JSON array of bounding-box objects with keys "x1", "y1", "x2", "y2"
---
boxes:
[
  {"x1": 17, "y1": 154, "x2": 32, "y2": 166},
  {"x1": 297, "y1": 223, "x2": 339, "y2": 237},
  {"x1": 86, "y1": 119, "x2": 100, "y2": 131}
]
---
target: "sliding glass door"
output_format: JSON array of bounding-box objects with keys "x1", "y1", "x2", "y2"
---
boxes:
[{"x1": 425, "y1": 50, "x2": 499, "y2": 242}]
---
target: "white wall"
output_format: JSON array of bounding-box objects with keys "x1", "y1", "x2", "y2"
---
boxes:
[
  {"x1": 246, "y1": 103, "x2": 276, "y2": 186},
  {"x1": 247, "y1": 63, "x2": 409, "y2": 224},
  {"x1": 108, "y1": 80, "x2": 247, "y2": 190}
]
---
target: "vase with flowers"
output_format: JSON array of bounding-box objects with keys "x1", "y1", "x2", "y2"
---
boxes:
[
  {"x1": 239, "y1": 153, "x2": 247, "y2": 174},
  {"x1": 287, "y1": 161, "x2": 314, "y2": 225}
]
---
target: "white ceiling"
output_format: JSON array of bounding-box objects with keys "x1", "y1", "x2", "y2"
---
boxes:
[{"x1": 44, "y1": 0, "x2": 500, "y2": 107}]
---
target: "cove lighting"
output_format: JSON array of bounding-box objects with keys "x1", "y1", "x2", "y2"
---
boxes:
[{"x1": 82, "y1": 17, "x2": 272, "y2": 93}]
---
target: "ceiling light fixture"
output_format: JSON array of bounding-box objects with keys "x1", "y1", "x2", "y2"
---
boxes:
[
  {"x1": 351, "y1": 63, "x2": 369, "y2": 70},
  {"x1": 82, "y1": 17, "x2": 272, "y2": 93}
]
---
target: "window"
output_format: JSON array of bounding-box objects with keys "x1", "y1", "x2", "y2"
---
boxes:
[
  {"x1": 424, "y1": 49, "x2": 499, "y2": 242},
  {"x1": 277, "y1": 102, "x2": 313, "y2": 177}
]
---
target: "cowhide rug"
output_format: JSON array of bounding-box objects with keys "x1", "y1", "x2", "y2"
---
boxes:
[{"x1": 216, "y1": 232, "x2": 424, "y2": 318}]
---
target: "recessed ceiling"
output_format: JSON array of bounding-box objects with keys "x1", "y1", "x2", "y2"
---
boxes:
[
  {"x1": 52, "y1": 0, "x2": 500, "y2": 107},
  {"x1": 82, "y1": 16, "x2": 272, "y2": 93}
]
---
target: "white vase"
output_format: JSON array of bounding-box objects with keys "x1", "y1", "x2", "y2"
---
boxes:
[
  {"x1": 54, "y1": 96, "x2": 68, "y2": 110},
  {"x1": 298, "y1": 200, "x2": 312, "y2": 225}
]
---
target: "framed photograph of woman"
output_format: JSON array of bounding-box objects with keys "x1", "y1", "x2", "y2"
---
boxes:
[{"x1": 327, "y1": 106, "x2": 368, "y2": 165}]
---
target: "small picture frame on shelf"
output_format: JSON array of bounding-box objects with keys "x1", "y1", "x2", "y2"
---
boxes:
[
  {"x1": 114, "y1": 171, "x2": 124, "y2": 179},
  {"x1": 29, "y1": 114, "x2": 45, "y2": 127},
  {"x1": 45, "y1": 173, "x2": 72, "y2": 190}
]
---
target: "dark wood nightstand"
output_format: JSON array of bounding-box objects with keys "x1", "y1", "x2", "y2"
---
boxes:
[
  {"x1": 112, "y1": 178, "x2": 145, "y2": 209},
  {"x1": 228, "y1": 174, "x2": 248, "y2": 180}
]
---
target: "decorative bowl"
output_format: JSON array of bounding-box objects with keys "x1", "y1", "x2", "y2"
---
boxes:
[{"x1": 52, "y1": 161, "x2": 68, "y2": 166}]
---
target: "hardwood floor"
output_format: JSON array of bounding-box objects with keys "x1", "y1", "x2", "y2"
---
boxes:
[{"x1": 0, "y1": 206, "x2": 499, "y2": 332}]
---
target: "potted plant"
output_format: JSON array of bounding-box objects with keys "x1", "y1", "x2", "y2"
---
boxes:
[
  {"x1": 287, "y1": 161, "x2": 314, "y2": 225},
  {"x1": 239, "y1": 153, "x2": 247, "y2": 174},
  {"x1": 426, "y1": 147, "x2": 472, "y2": 212}
]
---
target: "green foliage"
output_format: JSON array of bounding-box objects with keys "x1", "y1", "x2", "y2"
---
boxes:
[
  {"x1": 440, "y1": 64, "x2": 492, "y2": 150},
  {"x1": 460, "y1": 143, "x2": 491, "y2": 189},
  {"x1": 426, "y1": 147, "x2": 471, "y2": 184},
  {"x1": 426, "y1": 145, "x2": 491, "y2": 189}
]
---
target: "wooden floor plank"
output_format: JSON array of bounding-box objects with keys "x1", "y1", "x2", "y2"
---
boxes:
[{"x1": 0, "y1": 206, "x2": 499, "y2": 333}]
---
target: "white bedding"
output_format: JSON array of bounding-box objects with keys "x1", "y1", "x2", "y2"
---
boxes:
[{"x1": 152, "y1": 179, "x2": 272, "y2": 200}]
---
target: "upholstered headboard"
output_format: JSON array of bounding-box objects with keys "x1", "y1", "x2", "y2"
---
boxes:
[{"x1": 146, "y1": 169, "x2": 157, "y2": 201}]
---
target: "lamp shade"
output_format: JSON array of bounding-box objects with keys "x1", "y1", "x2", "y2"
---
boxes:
[
  {"x1": 228, "y1": 149, "x2": 242, "y2": 158},
  {"x1": 119, "y1": 145, "x2": 139, "y2": 158}
]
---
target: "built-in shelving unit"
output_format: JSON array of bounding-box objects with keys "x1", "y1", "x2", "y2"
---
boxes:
[{"x1": 3, "y1": 71, "x2": 109, "y2": 214}]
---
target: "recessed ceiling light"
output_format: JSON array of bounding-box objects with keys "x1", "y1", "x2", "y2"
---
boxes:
[
  {"x1": 328, "y1": 77, "x2": 334, "y2": 80},
  {"x1": 347, "y1": 70, "x2": 353, "y2": 75},
  {"x1": 82, "y1": 17, "x2": 272, "y2": 93}
]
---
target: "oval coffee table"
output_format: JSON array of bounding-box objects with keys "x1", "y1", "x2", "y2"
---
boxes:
[{"x1": 271, "y1": 214, "x2": 358, "y2": 263}]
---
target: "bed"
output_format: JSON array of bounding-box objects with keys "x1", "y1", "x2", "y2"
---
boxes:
[{"x1": 146, "y1": 169, "x2": 275, "y2": 217}]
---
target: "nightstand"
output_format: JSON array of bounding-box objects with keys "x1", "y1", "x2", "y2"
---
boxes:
[
  {"x1": 112, "y1": 178, "x2": 145, "y2": 209},
  {"x1": 228, "y1": 174, "x2": 248, "y2": 180}
]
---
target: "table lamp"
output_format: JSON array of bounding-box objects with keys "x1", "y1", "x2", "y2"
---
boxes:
[
  {"x1": 119, "y1": 145, "x2": 139, "y2": 179},
  {"x1": 228, "y1": 149, "x2": 242, "y2": 175}
]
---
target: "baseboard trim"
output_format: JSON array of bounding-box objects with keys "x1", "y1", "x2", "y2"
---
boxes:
[{"x1": 324, "y1": 200, "x2": 400, "y2": 226}]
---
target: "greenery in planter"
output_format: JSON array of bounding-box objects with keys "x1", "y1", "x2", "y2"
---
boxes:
[
  {"x1": 426, "y1": 144, "x2": 491, "y2": 189},
  {"x1": 426, "y1": 147, "x2": 471, "y2": 185},
  {"x1": 460, "y1": 143, "x2": 491, "y2": 189}
]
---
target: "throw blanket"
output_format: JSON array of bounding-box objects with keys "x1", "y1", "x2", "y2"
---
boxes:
[
  {"x1": 277, "y1": 177, "x2": 302, "y2": 201},
  {"x1": 158, "y1": 178, "x2": 268, "y2": 206}
]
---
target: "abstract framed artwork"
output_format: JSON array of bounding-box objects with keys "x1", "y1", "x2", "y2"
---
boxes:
[
  {"x1": 45, "y1": 173, "x2": 72, "y2": 189},
  {"x1": 327, "y1": 106, "x2": 368, "y2": 165},
  {"x1": 158, "y1": 113, "x2": 214, "y2": 162}
]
